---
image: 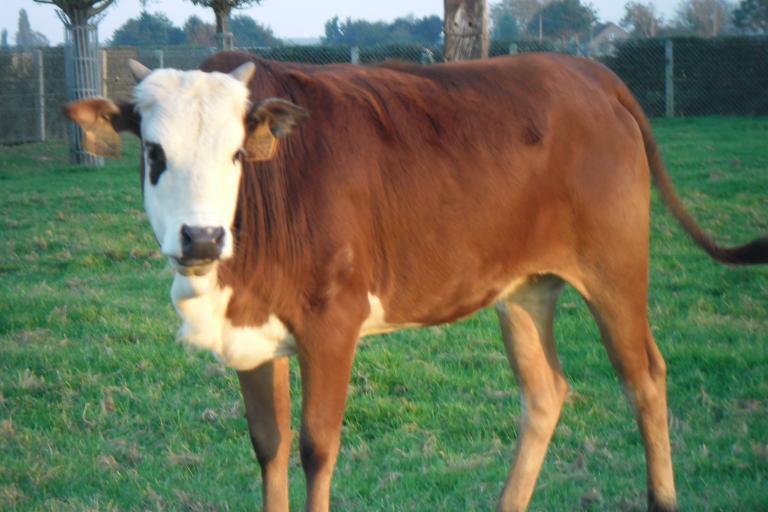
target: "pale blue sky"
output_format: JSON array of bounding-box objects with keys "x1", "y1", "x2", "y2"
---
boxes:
[{"x1": 4, "y1": 0, "x2": 680, "y2": 46}]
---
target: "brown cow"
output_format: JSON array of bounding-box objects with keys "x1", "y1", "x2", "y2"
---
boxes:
[{"x1": 64, "y1": 51, "x2": 767, "y2": 511}]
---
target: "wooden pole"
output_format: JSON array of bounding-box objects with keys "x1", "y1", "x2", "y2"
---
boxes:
[{"x1": 443, "y1": 0, "x2": 488, "y2": 61}]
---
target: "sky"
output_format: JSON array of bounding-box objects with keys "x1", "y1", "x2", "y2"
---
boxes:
[{"x1": 4, "y1": 1, "x2": 680, "y2": 46}]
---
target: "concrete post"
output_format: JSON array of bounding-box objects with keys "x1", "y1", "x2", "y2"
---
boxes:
[
  {"x1": 34, "y1": 49, "x2": 45, "y2": 142},
  {"x1": 665, "y1": 39, "x2": 675, "y2": 118}
]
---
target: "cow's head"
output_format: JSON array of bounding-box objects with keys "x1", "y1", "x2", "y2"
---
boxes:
[{"x1": 64, "y1": 60, "x2": 308, "y2": 276}]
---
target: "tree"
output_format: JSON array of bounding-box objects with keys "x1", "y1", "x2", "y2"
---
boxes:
[
  {"x1": 733, "y1": 0, "x2": 768, "y2": 33},
  {"x1": 323, "y1": 17, "x2": 389, "y2": 45},
  {"x1": 620, "y1": 2, "x2": 663, "y2": 37},
  {"x1": 526, "y1": 0, "x2": 596, "y2": 42},
  {"x1": 188, "y1": 0, "x2": 262, "y2": 50},
  {"x1": 444, "y1": 0, "x2": 489, "y2": 60},
  {"x1": 324, "y1": 16, "x2": 344, "y2": 43},
  {"x1": 184, "y1": 15, "x2": 216, "y2": 46},
  {"x1": 229, "y1": 15, "x2": 280, "y2": 47},
  {"x1": 413, "y1": 15, "x2": 444, "y2": 45},
  {"x1": 389, "y1": 15, "x2": 443, "y2": 45},
  {"x1": 16, "y1": 9, "x2": 50, "y2": 48},
  {"x1": 674, "y1": 0, "x2": 733, "y2": 37},
  {"x1": 490, "y1": 0, "x2": 544, "y2": 39},
  {"x1": 1, "y1": 29, "x2": 8, "y2": 49},
  {"x1": 33, "y1": 0, "x2": 116, "y2": 165},
  {"x1": 322, "y1": 15, "x2": 443, "y2": 46},
  {"x1": 110, "y1": 12, "x2": 185, "y2": 46},
  {"x1": 491, "y1": 7, "x2": 520, "y2": 40}
]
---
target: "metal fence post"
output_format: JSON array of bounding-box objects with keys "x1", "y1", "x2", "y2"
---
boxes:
[
  {"x1": 34, "y1": 49, "x2": 45, "y2": 142},
  {"x1": 155, "y1": 49, "x2": 164, "y2": 68},
  {"x1": 101, "y1": 49, "x2": 108, "y2": 98},
  {"x1": 665, "y1": 39, "x2": 675, "y2": 118},
  {"x1": 350, "y1": 46, "x2": 360, "y2": 65},
  {"x1": 420, "y1": 48, "x2": 435, "y2": 64}
]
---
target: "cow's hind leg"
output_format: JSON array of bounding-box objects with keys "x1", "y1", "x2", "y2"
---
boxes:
[
  {"x1": 583, "y1": 279, "x2": 677, "y2": 512},
  {"x1": 237, "y1": 357, "x2": 292, "y2": 512},
  {"x1": 496, "y1": 274, "x2": 568, "y2": 512}
]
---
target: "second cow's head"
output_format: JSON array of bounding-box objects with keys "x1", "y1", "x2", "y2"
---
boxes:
[{"x1": 64, "y1": 59, "x2": 308, "y2": 276}]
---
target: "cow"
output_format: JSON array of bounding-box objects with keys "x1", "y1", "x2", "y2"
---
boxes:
[{"x1": 64, "y1": 51, "x2": 767, "y2": 512}]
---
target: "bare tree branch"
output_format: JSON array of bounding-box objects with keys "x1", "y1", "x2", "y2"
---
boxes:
[
  {"x1": 89, "y1": 1, "x2": 115, "y2": 17},
  {"x1": 33, "y1": 0, "x2": 116, "y2": 25}
]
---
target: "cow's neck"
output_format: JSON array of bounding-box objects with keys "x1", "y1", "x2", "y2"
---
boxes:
[{"x1": 221, "y1": 148, "x2": 313, "y2": 328}]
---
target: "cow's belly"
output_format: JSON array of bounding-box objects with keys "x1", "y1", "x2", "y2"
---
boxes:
[
  {"x1": 171, "y1": 272, "x2": 296, "y2": 370},
  {"x1": 359, "y1": 293, "x2": 421, "y2": 336},
  {"x1": 361, "y1": 277, "x2": 528, "y2": 336}
]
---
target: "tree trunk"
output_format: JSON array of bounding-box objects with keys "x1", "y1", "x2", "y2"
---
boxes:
[
  {"x1": 215, "y1": 7, "x2": 233, "y2": 50},
  {"x1": 444, "y1": 0, "x2": 488, "y2": 61},
  {"x1": 64, "y1": 20, "x2": 103, "y2": 165}
]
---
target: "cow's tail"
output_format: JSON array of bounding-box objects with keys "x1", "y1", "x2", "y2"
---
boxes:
[{"x1": 617, "y1": 85, "x2": 768, "y2": 265}]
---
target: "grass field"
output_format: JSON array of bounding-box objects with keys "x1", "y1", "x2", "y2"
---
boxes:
[{"x1": 1, "y1": 117, "x2": 767, "y2": 511}]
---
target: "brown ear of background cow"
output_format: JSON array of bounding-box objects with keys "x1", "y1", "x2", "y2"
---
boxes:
[
  {"x1": 63, "y1": 98, "x2": 141, "y2": 157},
  {"x1": 63, "y1": 98, "x2": 123, "y2": 158}
]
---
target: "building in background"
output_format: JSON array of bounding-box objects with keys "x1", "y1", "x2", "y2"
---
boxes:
[{"x1": 587, "y1": 21, "x2": 630, "y2": 56}]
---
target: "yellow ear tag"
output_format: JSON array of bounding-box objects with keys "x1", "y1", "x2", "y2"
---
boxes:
[{"x1": 246, "y1": 121, "x2": 278, "y2": 161}]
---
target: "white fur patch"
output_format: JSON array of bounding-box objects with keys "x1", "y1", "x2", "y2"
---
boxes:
[
  {"x1": 359, "y1": 294, "x2": 420, "y2": 336},
  {"x1": 171, "y1": 271, "x2": 296, "y2": 370}
]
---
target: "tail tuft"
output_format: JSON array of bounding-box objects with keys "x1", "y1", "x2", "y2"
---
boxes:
[{"x1": 712, "y1": 237, "x2": 768, "y2": 266}]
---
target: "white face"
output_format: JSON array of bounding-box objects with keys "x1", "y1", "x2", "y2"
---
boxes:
[{"x1": 134, "y1": 69, "x2": 251, "y2": 274}]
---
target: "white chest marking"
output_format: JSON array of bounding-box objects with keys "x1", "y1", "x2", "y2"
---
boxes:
[{"x1": 171, "y1": 271, "x2": 296, "y2": 370}]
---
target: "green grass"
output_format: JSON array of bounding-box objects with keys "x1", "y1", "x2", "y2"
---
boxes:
[{"x1": 1, "y1": 118, "x2": 767, "y2": 511}]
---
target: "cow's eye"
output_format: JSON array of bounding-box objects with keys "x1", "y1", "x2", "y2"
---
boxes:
[
  {"x1": 233, "y1": 148, "x2": 246, "y2": 164},
  {"x1": 145, "y1": 142, "x2": 166, "y2": 185}
]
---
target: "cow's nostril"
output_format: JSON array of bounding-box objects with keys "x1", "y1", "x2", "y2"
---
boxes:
[
  {"x1": 179, "y1": 224, "x2": 225, "y2": 262},
  {"x1": 213, "y1": 227, "x2": 225, "y2": 246},
  {"x1": 181, "y1": 225, "x2": 194, "y2": 246}
]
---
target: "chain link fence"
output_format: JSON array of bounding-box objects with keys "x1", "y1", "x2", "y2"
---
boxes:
[
  {"x1": 1, "y1": 36, "x2": 767, "y2": 145},
  {"x1": 602, "y1": 37, "x2": 768, "y2": 117},
  {"x1": 0, "y1": 48, "x2": 67, "y2": 144}
]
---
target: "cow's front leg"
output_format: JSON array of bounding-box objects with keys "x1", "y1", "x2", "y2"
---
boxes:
[
  {"x1": 297, "y1": 324, "x2": 359, "y2": 512},
  {"x1": 237, "y1": 357, "x2": 292, "y2": 512}
]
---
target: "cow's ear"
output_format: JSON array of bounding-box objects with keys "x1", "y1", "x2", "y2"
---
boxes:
[
  {"x1": 63, "y1": 98, "x2": 139, "y2": 158},
  {"x1": 244, "y1": 98, "x2": 309, "y2": 162}
]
